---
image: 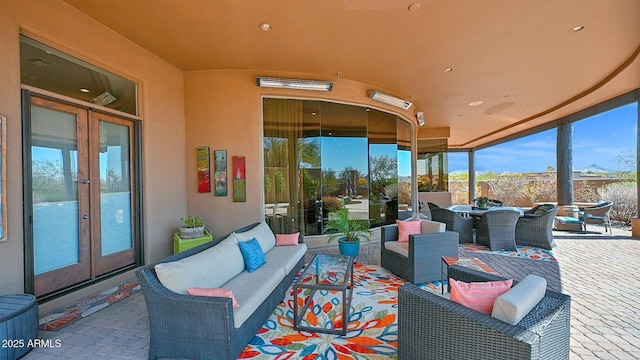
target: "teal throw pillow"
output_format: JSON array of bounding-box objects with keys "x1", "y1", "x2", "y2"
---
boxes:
[{"x1": 239, "y1": 237, "x2": 266, "y2": 272}]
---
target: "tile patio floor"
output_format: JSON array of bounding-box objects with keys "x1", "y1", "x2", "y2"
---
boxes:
[{"x1": 25, "y1": 225, "x2": 640, "y2": 359}]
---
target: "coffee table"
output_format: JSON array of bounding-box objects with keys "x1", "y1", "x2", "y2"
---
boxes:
[
  {"x1": 440, "y1": 257, "x2": 500, "y2": 294},
  {"x1": 293, "y1": 254, "x2": 354, "y2": 335}
]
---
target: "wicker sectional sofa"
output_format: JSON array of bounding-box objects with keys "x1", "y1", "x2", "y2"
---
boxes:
[{"x1": 136, "y1": 222, "x2": 307, "y2": 360}]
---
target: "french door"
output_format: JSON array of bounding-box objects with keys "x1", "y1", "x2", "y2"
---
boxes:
[{"x1": 25, "y1": 95, "x2": 138, "y2": 297}]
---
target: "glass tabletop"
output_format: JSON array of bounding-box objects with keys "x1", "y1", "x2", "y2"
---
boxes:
[{"x1": 296, "y1": 254, "x2": 353, "y2": 288}]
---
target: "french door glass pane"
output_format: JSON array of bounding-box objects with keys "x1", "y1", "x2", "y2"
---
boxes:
[
  {"x1": 31, "y1": 106, "x2": 80, "y2": 275},
  {"x1": 99, "y1": 121, "x2": 133, "y2": 256}
]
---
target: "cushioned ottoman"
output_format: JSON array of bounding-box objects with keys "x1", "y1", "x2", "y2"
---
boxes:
[
  {"x1": 555, "y1": 216, "x2": 583, "y2": 231},
  {"x1": 0, "y1": 294, "x2": 39, "y2": 360}
]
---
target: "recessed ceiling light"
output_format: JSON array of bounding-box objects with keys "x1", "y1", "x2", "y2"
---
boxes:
[
  {"x1": 457, "y1": 114, "x2": 464, "y2": 117},
  {"x1": 468, "y1": 101, "x2": 483, "y2": 107},
  {"x1": 260, "y1": 23, "x2": 272, "y2": 31},
  {"x1": 444, "y1": 68, "x2": 454, "y2": 73},
  {"x1": 571, "y1": 25, "x2": 584, "y2": 32},
  {"x1": 80, "y1": 88, "x2": 90, "y2": 93}
]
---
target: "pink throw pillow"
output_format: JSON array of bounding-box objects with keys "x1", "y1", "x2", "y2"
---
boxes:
[
  {"x1": 187, "y1": 288, "x2": 240, "y2": 308},
  {"x1": 450, "y1": 278, "x2": 513, "y2": 314},
  {"x1": 396, "y1": 220, "x2": 421, "y2": 243},
  {"x1": 276, "y1": 233, "x2": 300, "y2": 246}
]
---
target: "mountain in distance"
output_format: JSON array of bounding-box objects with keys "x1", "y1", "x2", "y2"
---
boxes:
[{"x1": 576, "y1": 164, "x2": 610, "y2": 174}]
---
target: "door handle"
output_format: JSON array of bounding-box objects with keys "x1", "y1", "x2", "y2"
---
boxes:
[
  {"x1": 81, "y1": 179, "x2": 91, "y2": 184},
  {"x1": 83, "y1": 215, "x2": 89, "y2": 220}
]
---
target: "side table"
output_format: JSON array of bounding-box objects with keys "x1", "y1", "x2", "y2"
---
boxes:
[
  {"x1": 440, "y1": 257, "x2": 500, "y2": 294},
  {"x1": 0, "y1": 294, "x2": 39, "y2": 360},
  {"x1": 173, "y1": 230, "x2": 214, "y2": 254}
]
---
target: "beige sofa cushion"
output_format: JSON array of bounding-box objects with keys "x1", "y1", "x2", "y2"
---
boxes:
[
  {"x1": 224, "y1": 267, "x2": 286, "y2": 328},
  {"x1": 154, "y1": 234, "x2": 244, "y2": 294},
  {"x1": 262, "y1": 243, "x2": 308, "y2": 274},
  {"x1": 233, "y1": 221, "x2": 276, "y2": 253}
]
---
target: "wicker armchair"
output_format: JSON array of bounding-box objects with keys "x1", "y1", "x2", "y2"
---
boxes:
[
  {"x1": 398, "y1": 266, "x2": 571, "y2": 360},
  {"x1": 579, "y1": 202, "x2": 613, "y2": 233},
  {"x1": 428, "y1": 202, "x2": 474, "y2": 243},
  {"x1": 380, "y1": 222, "x2": 459, "y2": 283},
  {"x1": 475, "y1": 209, "x2": 521, "y2": 251},
  {"x1": 516, "y1": 206, "x2": 559, "y2": 249}
]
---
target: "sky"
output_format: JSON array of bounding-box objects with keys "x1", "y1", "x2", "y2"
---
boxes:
[
  {"x1": 319, "y1": 101, "x2": 637, "y2": 177},
  {"x1": 321, "y1": 138, "x2": 413, "y2": 177},
  {"x1": 450, "y1": 102, "x2": 638, "y2": 174}
]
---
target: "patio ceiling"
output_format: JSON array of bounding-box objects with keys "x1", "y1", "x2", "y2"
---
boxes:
[{"x1": 61, "y1": 0, "x2": 640, "y2": 148}]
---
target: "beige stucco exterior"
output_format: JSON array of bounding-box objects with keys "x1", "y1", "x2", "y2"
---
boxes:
[
  {"x1": 0, "y1": 0, "x2": 414, "y2": 297},
  {"x1": 0, "y1": 0, "x2": 187, "y2": 294}
]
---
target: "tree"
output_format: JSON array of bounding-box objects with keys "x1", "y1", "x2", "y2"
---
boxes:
[
  {"x1": 369, "y1": 155, "x2": 397, "y2": 196},
  {"x1": 613, "y1": 150, "x2": 637, "y2": 181},
  {"x1": 298, "y1": 138, "x2": 320, "y2": 168},
  {"x1": 32, "y1": 159, "x2": 68, "y2": 203}
]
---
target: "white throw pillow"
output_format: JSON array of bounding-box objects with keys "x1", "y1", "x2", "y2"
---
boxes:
[
  {"x1": 155, "y1": 233, "x2": 244, "y2": 294},
  {"x1": 491, "y1": 274, "x2": 547, "y2": 325},
  {"x1": 233, "y1": 222, "x2": 276, "y2": 253}
]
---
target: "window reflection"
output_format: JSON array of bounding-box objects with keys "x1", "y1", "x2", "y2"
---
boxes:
[{"x1": 263, "y1": 99, "x2": 413, "y2": 235}]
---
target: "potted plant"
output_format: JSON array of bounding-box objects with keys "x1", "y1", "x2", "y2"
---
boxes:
[
  {"x1": 475, "y1": 197, "x2": 489, "y2": 210},
  {"x1": 325, "y1": 208, "x2": 372, "y2": 257},
  {"x1": 179, "y1": 215, "x2": 206, "y2": 239}
]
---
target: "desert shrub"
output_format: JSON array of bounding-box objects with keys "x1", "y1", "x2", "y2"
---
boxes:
[
  {"x1": 597, "y1": 181, "x2": 637, "y2": 226},
  {"x1": 449, "y1": 180, "x2": 469, "y2": 204},
  {"x1": 322, "y1": 196, "x2": 343, "y2": 213},
  {"x1": 486, "y1": 174, "x2": 528, "y2": 206},
  {"x1": 574, "y1": 180, "x2": 599, "y2": 203},
  {"x1": 523, "y1": 177, "x2": 557, "y2": 204}
]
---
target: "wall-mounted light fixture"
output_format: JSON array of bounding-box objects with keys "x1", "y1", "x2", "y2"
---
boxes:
[
  {"x1": 257, "y1": 77, "x2": 334, "y2": 92},
  {"x1": 416, "y1": 111, "x2": 426, "y2": 127},
  {"x1": 367, "y1": 90, "x2": 413, "y2": 110}
]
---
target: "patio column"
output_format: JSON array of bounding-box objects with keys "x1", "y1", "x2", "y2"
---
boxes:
[
  {"x1": 637, "y1": 98, "x2": 640, "y2": 217},
  {"x1": 469, "y1": 150, "x2": 476, "y2": 204},
  {"x1": 557, "y1": 122, "x2": 573, "y2": 205}
]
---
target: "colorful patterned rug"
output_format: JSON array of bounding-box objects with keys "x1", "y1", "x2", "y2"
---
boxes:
[
  {"x1": 39, "y1": 282, "x2": 141, "y2": 331},
  {"x1": 461, "y1": 243, "x2": 557, "y2": 262},
  {"x1": 240, "y1": 264, "x2": 410, "y2": 359}
]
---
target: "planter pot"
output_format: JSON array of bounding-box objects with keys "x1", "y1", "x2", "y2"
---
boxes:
[
  {"x1": 632, "y1": 218, "x2": 640, "y2": 238},
  {"x1": 179, "y1": 226, "x2": 205, "y2": 239},
  {"x1": 338, "y1": 238, "x2": 360, "y2": 258}
]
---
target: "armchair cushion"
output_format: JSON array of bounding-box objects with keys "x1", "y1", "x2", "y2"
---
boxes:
[
  {"x1": 492, "y1": 274, "x2": 546, "y2": 325},
  {"x1": 396, "y1": 220, "x2": 422, "y2": 242},
  {"x1": 385, "y1": 241, "x2": 409, "y2": 257},
  {"x1": 421, "y1": 219, "x2": 446, "y2": 233},
  {"x1": 531, "y1": 203, "x2": 555, "y2": 216},
  {"x1": 450, "y1": 278, "x2": 513, "y2": 314}
]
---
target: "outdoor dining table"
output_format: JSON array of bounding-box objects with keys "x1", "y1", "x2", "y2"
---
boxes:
[{"x1": 447, "y1": 205, "x2": 524, "y2": 218}]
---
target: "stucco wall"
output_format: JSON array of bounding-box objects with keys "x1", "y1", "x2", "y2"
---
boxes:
[
  {"x1": 0, "y1": 0, "x2": 187, "y2": 293},
  {"x1": 184, "y1": 70, "x2": 415, "y2": 238}
]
